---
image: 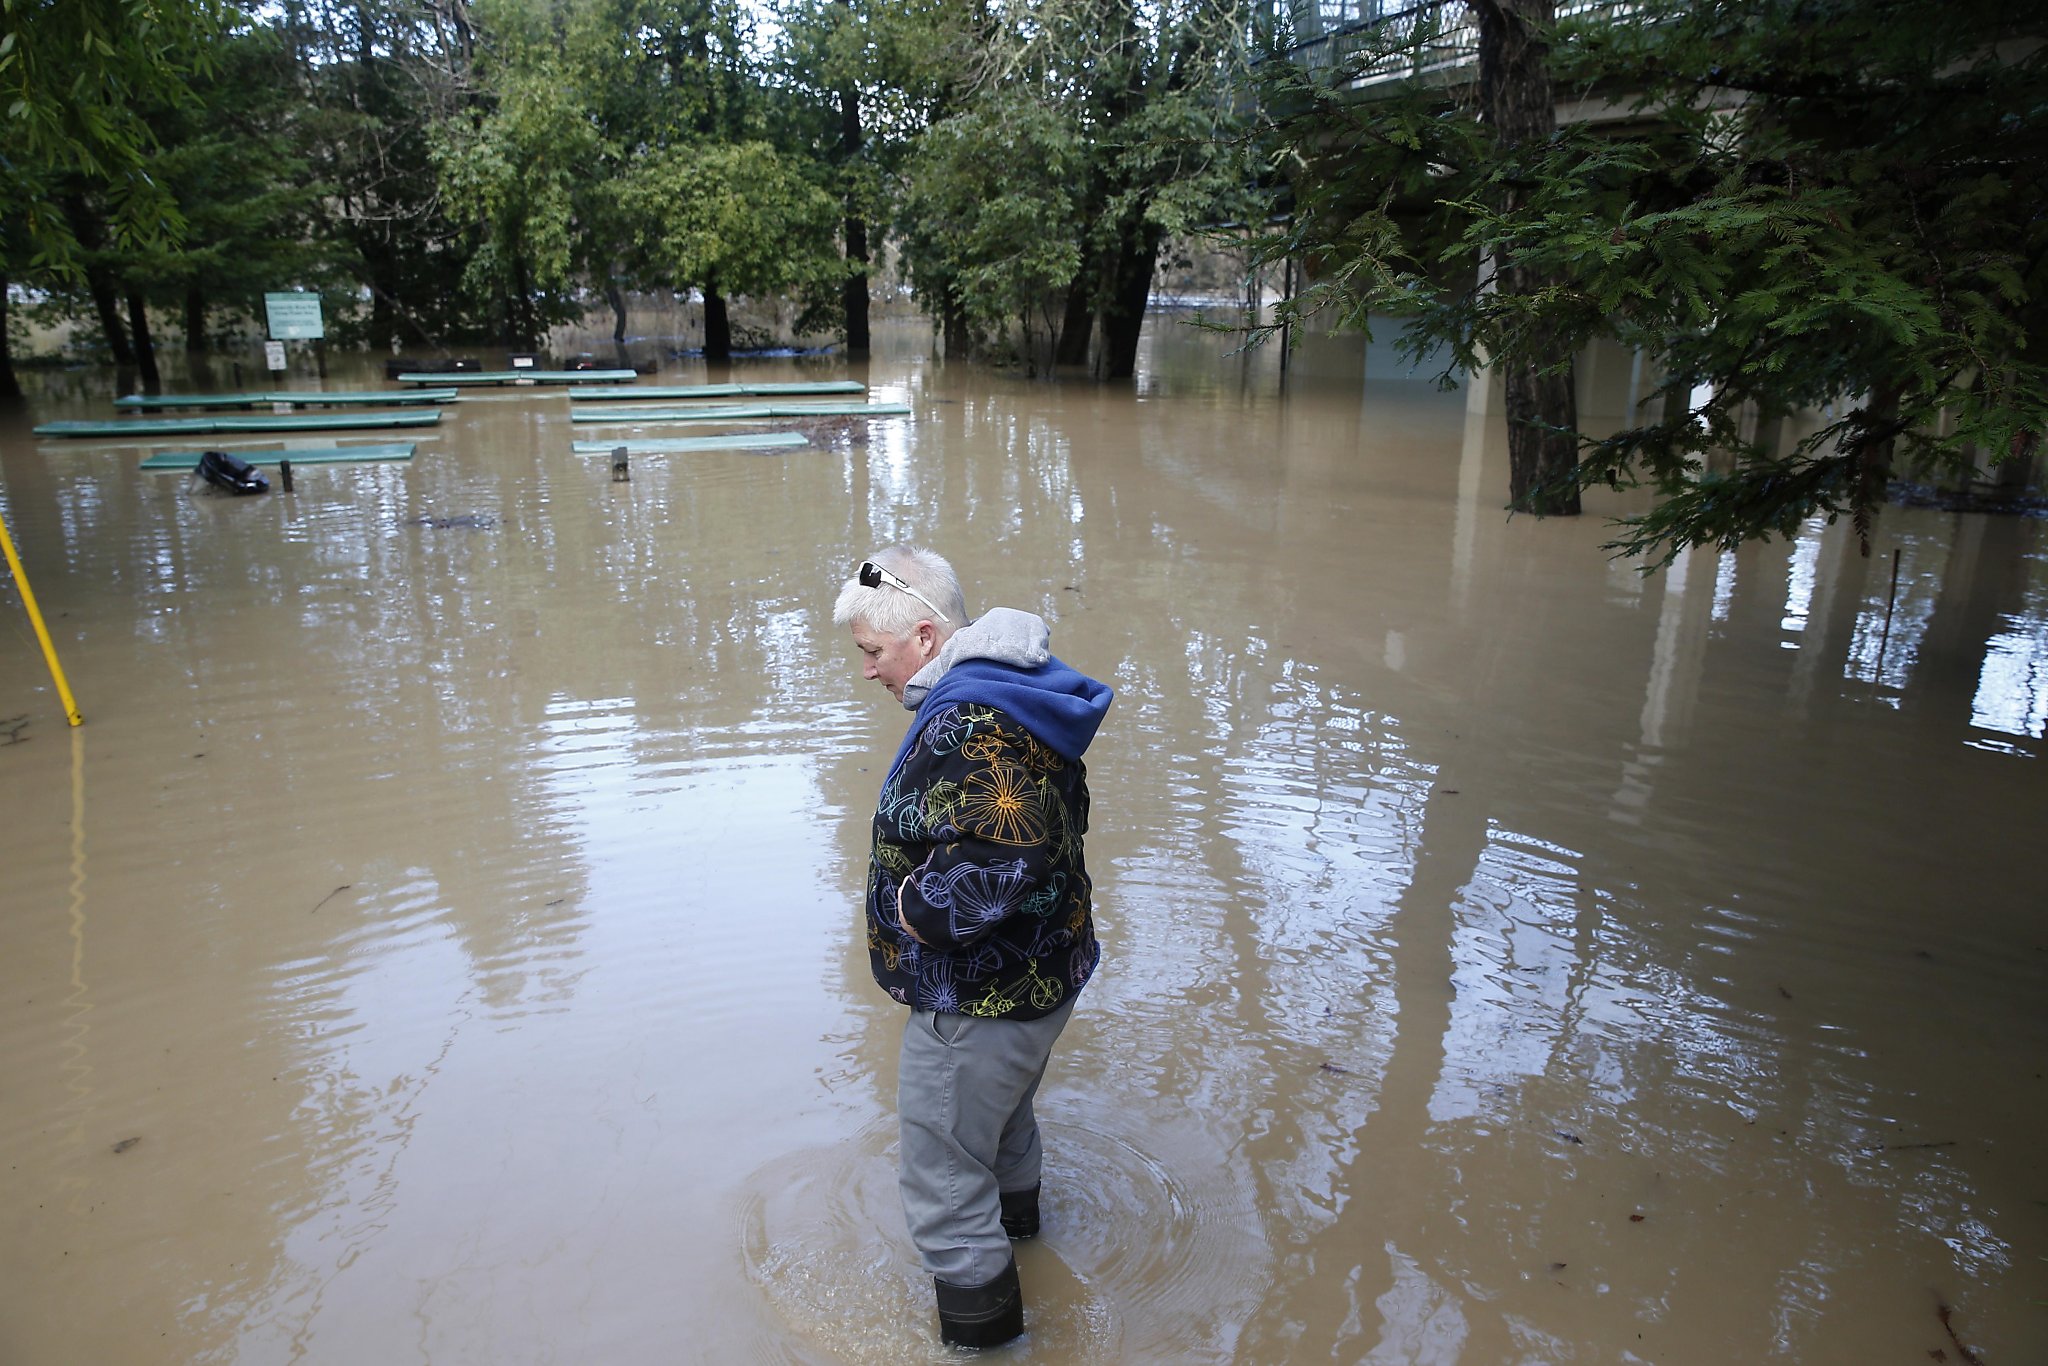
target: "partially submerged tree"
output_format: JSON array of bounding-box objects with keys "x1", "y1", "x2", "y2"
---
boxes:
[
  {"x1": 898, "y1": 95, "x2": 1087, "y2": 371},
  {"x1": 1256, "y1": 0, "x2": 2048, "y2": 562},
  {"x1": 775, "y1": 0, "x2": 962, "y2": 355},
  {"x1": 618, "y1": 141, "x2": 843, "y2": 360},
  {"x1": 899, "y1": 0, "x2": 1263, "y2": 377},
  {"x1": 0, "y1": 0, "x2": 223, "y2": 394}
]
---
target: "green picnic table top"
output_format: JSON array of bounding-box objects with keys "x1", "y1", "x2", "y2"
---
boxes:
[
  {"x1": 394, "y1": 369, "x2": 637, "y2": 385},
  {"x1": 570, "y1": 381, "x2": 868, "y2": 400},
  {"x1": 139, "y1": 443, "x2": 418, "y2": 469},
  {"x1": 114, "y1": 389, "x2": 457, "y2": 409},
  {"x1": 569, "y1": 402, "x2": 912, "y2": 424},
  {"x1": 570, "y1": 433, "x2": 812, "y2": 455},
  {"x1": 35, "y1": 410, "x2": 445, "y2": 438}
]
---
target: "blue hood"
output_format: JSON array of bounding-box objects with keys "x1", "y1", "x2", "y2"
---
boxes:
[{"x1": 890, "y1": 655, "x2": 1112, "y2": 776}]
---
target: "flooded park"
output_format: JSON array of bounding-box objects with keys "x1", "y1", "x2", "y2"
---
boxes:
[{"x1": 1, "y1": 315, "x2": 2044, "y2": 1364}]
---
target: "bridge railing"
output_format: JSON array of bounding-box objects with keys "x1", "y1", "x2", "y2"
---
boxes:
[{"x1": 1277, "y1": 0, "x2": 1636, "y2": 90}]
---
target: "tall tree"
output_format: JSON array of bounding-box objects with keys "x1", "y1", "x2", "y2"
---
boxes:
[
  {"x1": 771, "y1": 0, "x2": 958, "y2": 354},
  {"x1": 899, "y1": 94, "x2": 1085, "y2": 372},
  {"x1": 617, "y1": 140, "x2": 843, "y2": 359},
  {"x1": 286, "y1": 0, "x2": 484, "y2": 349},
  {"x1": 1256, "y1": 0, "x2": 2047, "y2": 562},
  {"x1": 895, "y1": 0, "x2": 1261, "y2": 377},
  {"x1": 0, "y1": 0, "x2": 223, "y2": 394},
  {"x1": 1471, "y1": 0, "x2": 1580, "y2": 515}
]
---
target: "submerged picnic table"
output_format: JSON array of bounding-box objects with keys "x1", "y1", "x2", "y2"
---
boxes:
[
  {"x1": 569, "y1": 401, "x2": 912, "y2": 424},
  {"x1": 394, "y1": 369, "x2": 636, "y2": 386},
  {"x1": 34, "y1": 410, "x2": 445, "y2": 438},
  {"x1": 139, "y1": 443, "x2": 418, "y2": 469},
  {"x1": 570, "y1": 381, "x2": 867, "y2": 401},
  {"x1": 570, "y1": 433, "x2": 811, "y2": 455},
  {"x1": 114, "y1": 388, "x2": 456, "y2": 410}
]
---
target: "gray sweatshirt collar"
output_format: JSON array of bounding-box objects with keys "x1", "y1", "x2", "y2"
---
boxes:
[{"x1": 900, "y1": 607, "x2": 1052, "y2": 709}]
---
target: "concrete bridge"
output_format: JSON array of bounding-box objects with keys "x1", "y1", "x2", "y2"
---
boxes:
[{"x1": 1272, "y1": 0, "x2": 1647, "y2": 126}]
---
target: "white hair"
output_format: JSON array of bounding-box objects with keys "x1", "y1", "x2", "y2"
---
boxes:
[{"x1": 832, "y1": 544, "x2": 969, "y2": 639}]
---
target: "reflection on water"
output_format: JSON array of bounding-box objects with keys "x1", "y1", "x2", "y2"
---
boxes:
[{"x1": 0, "y1": 320, "x2": 2043, "y2": 1364}]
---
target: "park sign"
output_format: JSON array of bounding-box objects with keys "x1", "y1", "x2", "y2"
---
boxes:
[{"x1": 264, "y1": 292, "x2": 324, "y2": 340}]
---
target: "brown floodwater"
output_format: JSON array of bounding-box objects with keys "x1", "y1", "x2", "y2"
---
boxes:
[{"x1": 1, "y1": 318, "x2": 2043, "y2": 1365}]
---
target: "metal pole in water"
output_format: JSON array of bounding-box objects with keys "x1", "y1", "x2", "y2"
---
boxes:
[
  {"x1": 612, "y1": 445, "x2": 630, "y2": 482},
  {"x1": 280, "y1": 459, "x2": 295, "y2": 493},
  {"x1": 1876, "y1": 547, "x2": 1902, "y2": 670},
  {"x1": 0, "y1": 507, "x2": 84, "y2": 726},
  {"x1": 1279, "y1": 253, "x2": 1295, "y2": 386}
]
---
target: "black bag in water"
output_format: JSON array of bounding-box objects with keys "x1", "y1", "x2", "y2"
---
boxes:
[{"x1": 195, "y1": 450, "x2": 269, "y2": 495}]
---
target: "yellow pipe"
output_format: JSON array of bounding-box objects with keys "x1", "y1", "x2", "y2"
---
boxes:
[{"x1": 0, "y1": 505, "x2": 83, "y2": 726}]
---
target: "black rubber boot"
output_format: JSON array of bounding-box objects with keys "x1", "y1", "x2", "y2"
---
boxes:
[
  {"x1": 999, "y1": 1185, "x2": 1040, "y2": 1240},
  {"x1": 935, "y1": 1256, "x2": 1024, "y2": 1349}
]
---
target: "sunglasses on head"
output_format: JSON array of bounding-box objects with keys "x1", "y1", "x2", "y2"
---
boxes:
[{"x1": 858, "y1": 560, "x2": 951, "y2": 624}]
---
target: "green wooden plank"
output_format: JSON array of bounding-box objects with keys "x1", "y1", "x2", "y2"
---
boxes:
[
  {"x1": 569, "y1": 433, "x2": 811, "y2": 454},
  {"x1": 394, "y1": 369, "x2": 637, "y2": 385},
  {"x1": 36, "y1": 410, "x2": 444, "y2": 437},
  {"x1": 114, "y1": 388, "x2": 457, "y2": 409},
  {"x1": 571, "y1": 381, "x2": 868, "y2": 400},
  {"x1": 569, "y1": 401, "x2": 911, "y2": 424},
  {"x1": 139, "y1": 443, "x2": 418, "y2": 469}
]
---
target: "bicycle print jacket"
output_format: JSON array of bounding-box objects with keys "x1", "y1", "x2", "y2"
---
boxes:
[{"x1": 866, "y1": 609, "x2": 1114, "y2": 1021}]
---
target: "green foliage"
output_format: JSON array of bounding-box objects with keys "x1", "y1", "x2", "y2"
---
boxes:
[
  {"x1": 1256, "y1": 0, "x2": 2048, "y2": 564},
  {"x1": 144, "y1": 24, "x2": 334, "y2": 330},
  {"x1": 899, "y1": 95, "x2": 1086, "y2": 330},
  {"x1": 432, "y1": 60, "x2": 603, "y2": 321},
  {"x1": 890, "y1": 0, "x2": 1263, "y2": 367},
  {"x1": 0, "y1": 0, "x2": 225, "y2": 271},
  {"x1": 433, "y1": 0, "x2": 828, "y2": 337},
  {"x1": 617, "y1": 140, "x2": 844, "y2": 298}
]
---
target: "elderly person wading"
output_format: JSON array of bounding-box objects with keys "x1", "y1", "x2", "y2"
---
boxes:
[{"x1": 834, "y1": 546, "x2": 1113, "y2": 1349}]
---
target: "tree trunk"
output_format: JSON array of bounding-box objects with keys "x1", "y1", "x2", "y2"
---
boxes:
[
  {"x1": 703, "y1": 287, "x2": 731, "y2": 361},
  {"x1": 370, "y1": 268, "x2": 396, "y2": 349},
  {"x1": 1053, "y1": 273, "x2": 1093, "y2": 368},
  {"x1": 839, "y1": 53, "x2": 870, "y2": 355},
  {"x1": 126, "y1": 290, "x2": 161, "y2": 393},
  {"x1": 607, "y1": 283, "x2": 629, "y2": 343},
  {"x1": 512, "y1": 254, "x2": 536, "y2": 349},
  {"x1": 1475, "y1": 0, "x2": 1581, "y2": 516},
  {"x1": 843, "y1": 211, "x2": 871, "y2": 354},
  {"x1": 1094, "y1": 221, "x2": 1160, "y2": 381},
  {"x1": 940, "y1": 290, "x2": 971, "y2": 362},
  {"x1": 88, "y1": 266, "x2": 134, "y2": 366},
  {"x1": 185, "y1": 283, "x2": 208, "y2": 353},
  {"x1": 65, "y1": 198, "x2": 135, "y2": 366},
  {"x1": 0, "y1": 274, "x2": 20, "y2": 400}
]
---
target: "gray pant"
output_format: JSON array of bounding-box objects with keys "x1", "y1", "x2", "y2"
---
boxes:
[{"x1": 897, "y1": 997, "x2": 1077, "y2": 1287}]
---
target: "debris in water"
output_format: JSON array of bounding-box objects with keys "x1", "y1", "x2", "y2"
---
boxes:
[
  {"x1": 1628, "y1": 1214, "x2": 1645, "y2": 1223},
  {"x1": 1548, "y1": 1262, "x2": 1567, "y2": 1273},
  {"x1": 778, "y1": 415, "x2": 869, "y2": 447},
  {"x1": 1863, "y1": 1140, "x2": 1957, "y2": 1154},
  {"x1": 0, "y1": 714, "x2": 28, "y2": 744},
  {"x1": 111, "y1": 1137, "x2": 141, "y2": 1155},
  {"x1": 1554, "y1": 1131, "x2": 1584, "y2": 1145},
  {"x1": 312, "y1": 884, "x2": 353, "y2": 912},
  {"x1": 1318, "y1": 1061, "x2": 1352, "y2": 1076},
  {"x1": 1777, "y1": 985, "x2": 1793, "y2": 999},
  {"x1": 408, "y1": 513, "x2": 497, "y2": 530},
  {"x1": 1935, "y1": 1298, "x2": 1984, "y2": 1365}
]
